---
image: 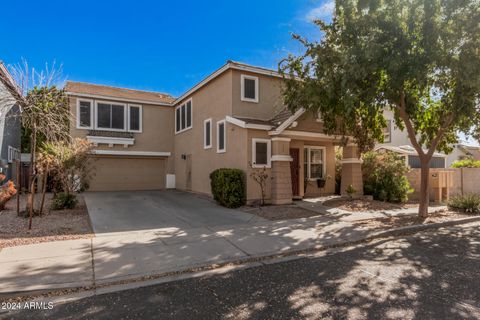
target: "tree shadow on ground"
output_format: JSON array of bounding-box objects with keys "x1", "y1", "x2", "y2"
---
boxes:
[{"x1": 8, "y1": 223, "x2": 480, "y2": 320}]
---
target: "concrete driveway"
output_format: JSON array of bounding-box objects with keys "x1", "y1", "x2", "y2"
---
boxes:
[{"x1": 84, "y1": 190, "x2": 262, "y2": 234}]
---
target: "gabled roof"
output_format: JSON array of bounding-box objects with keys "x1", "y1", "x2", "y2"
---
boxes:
[
  {"x1": 174, "y1": 60, "x2": 289, "y2": 105},
  {"x1": 65, "y1": 81, "x2": 175, "y2": 105},
  {"x1": 226, "y1": 107, "x2": 306, "y2": 133},
  {"x1": 375, "y1": 145, "x2": 446, "y2": 157}
]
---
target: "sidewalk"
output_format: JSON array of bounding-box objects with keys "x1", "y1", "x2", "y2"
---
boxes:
[{"x1": 0, "y1": 206, "x2": 463, "y2": 296}]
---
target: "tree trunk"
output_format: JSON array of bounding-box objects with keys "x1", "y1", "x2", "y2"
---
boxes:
[
  {"x1": 28, "y1": 176, "x2": 36, "y2": 229},
  {"x1": 27, "y1": 128, "x2": 36, "y2": 229},
  {"x1": 39, "y1": 163, "x2": 48, "y2": 215},
  {"x1": 418, "y1": 158, "x2": 430, "y2": 218}
]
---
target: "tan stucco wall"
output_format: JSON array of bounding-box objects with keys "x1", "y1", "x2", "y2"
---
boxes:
[
  {"x1": 173, "y1": 70, "x2": 249, "y2": 195},
  {"x1": 406, "y1": 168, "x2": 480, "y2": 201},
  {"x1": 231, "y1": 70, "x2": 286, "y2": 120},
  {"x1": 294, "y1": 112, "x2": 326, "y2": 133},
  {"x1": 69, "y1": 96, "x2": 175, "y2": 174}
]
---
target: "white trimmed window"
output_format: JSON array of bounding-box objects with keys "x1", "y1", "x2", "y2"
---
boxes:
[
  {"x1": 217, "y1": 120, "x2": 226, "y2": 153},
  {"x1": 175, "y1": 99, "x2": 192, "y2": 133},
  {"x1": 304, "y1": 146, "x2": 326, "y2": 180},
  {"x1": 95, "y1": 101, "x2": 127, "y2": 131},
  {"x1": 76, "y1": 99, "x2": 93, "y2": 129},
  {"x1": 252, "y1": 138, "x2": 271, "y2": 168},
  {"x1": 241, "y1": 74, "x2": 259, "y2": 103},
  {"x1": 128, "y1": 104, "x2": 142, "y2": 132},
  {"x1": 204, "y1": 118, "x2": 212, "y2": 149},
  {"x1": 7, "y1": 146, "x2": 20, "y2": 163}
]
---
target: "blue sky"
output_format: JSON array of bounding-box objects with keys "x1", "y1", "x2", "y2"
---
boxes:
[{"x1": 0, "y1": 0, "x2": 333, "y2": 97}]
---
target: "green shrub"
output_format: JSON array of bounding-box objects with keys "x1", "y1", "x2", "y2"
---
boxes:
[
  {"x1": 52, "y1": 193, "x2": 78, "y2": 210},
  {"x1": 210, "y1": 168, "x2": 246, "y2": 208},
  {"x1": 448, "y1": 194, "x2": 480, "y2": 213},
  {"x1": 451, "y1": 157, "x2": 480, "y2": 168},
  {"x1": 362, "y1": 151, "x2": 413, "y2": 203}
]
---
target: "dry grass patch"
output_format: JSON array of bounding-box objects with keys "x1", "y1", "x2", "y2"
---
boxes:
[
  {"x1": 0, "y1": 194, "x2": 93, "y2": 249},
  {"x1": 241, "y1": 204, "x2": 320, "y2": 221},
  {"x1": 356, "y1": 211, "x2": 474, "y2": 229},
  {"x1": 323, "y1": 198, "x2": 418, "y2": 212}
]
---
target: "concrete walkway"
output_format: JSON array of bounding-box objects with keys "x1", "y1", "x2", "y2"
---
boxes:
[{"x1": 0, "y1": 205, "x2": 456, "y2": 295}]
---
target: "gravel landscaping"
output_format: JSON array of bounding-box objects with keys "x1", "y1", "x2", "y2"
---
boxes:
[
  {"x1": 323, "y1": 198, "x2": 419, "y2": 212},
  {"x1": 0, "y1": 194, "x2": 93, "y2": 249},
  {"x1": 355, "y1": 210, "x2": 475, "y2": 229},
  {"x1": 240, "y1": 204, "x2": 321, "y2": 221}
]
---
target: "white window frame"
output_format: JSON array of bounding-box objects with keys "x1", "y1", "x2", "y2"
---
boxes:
[
  {"x1": 127, "y1": 104, "x2": 142, "y2": 133},
  {"x1": 217, "y1": 119, "x2": 226, "y2": 153},
  {"x1": 204, "y1": 118, "x2": 212, "y2": 149},
  {"x1": 94, "y1": 100, "x2": 128, "y2": 132},
  {"x1": 304, "y1": 146, "x2": 326, "y2": 180},
  {"x1": 7, "y1": 146, "x2": 20, "y2": 163},
  {"x1": 240, "y1": 74, "x2": 259, "y2": 103},
  {"x1": 175, "y1": 98, "x2": 193, "y2": 134},
  {"x1": 251, "y1": 138, "x2": 271, "y2": 168},
  {"x1": 76, "y1": 98, "x2": 94, "y2": 129}
]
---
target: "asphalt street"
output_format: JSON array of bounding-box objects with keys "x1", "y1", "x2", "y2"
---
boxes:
[{"x1": 4, "y1": 222, "x2": 480, "y2": 320}]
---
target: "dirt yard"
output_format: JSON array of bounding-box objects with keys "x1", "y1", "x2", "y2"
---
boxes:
[
  {"x1": 355, "y1": 211, "x2": 474, "y2": 229},
  {"x1": 323, "y1": 198, "x2": 419, "y2": 212},
  {"x1": 240, "y1": 204, "x2": 321, "y2": 221},
  {"x1": 0, "y1": 194, "x2": 93, "y2": 249}
]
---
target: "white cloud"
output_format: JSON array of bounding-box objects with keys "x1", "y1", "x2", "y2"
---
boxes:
[{"x1": 305, "y1": 0, "x2": 334, "y2": 21}]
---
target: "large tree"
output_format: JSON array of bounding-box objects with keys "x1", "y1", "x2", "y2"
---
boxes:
[
  {"x1": 280, "y1": 0, "x2": 480, "y2": 217},
  {"x1": 0, "y1": 60, "x2": 70, "y2": 228}
]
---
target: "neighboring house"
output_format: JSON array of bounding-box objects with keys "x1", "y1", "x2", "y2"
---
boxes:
[
  {"x1": 377, "y1": 109, "x2": 447, "y2": 168},
  {"x1": 66, "y1": 61, "x2": 363, "y2": 204},
  {"x1": 445, "y1": 142, "x2": 480, "y2": 166},
  {"x1": 0, "y1": 62, "x2": 21, "y2": 182},
  {"x1": 375, "y1": 145, "x2": 447, "y2": 169}
]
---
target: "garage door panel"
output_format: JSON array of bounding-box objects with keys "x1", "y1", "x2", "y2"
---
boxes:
[{"x1": 90, "y1": 157, "x2": 165, "y2": 191}]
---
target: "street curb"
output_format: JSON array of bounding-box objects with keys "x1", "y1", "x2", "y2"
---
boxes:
[{"x1": 2, "y1": 215, "x2": 479, "y2": 303}]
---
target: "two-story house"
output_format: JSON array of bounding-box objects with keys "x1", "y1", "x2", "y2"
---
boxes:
[{"x1": 66, "y1": 61, "x2": 363, "y2": 204}]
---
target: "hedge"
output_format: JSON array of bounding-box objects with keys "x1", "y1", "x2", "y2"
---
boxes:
[{"x1": 210, "y1": 168, "x2": 246, "y2": 208}]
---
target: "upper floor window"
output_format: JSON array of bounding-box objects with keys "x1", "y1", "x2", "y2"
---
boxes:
[
  {"x1": 204, "y1": 118, "x2": 212, "y2": 149},
  {"x1": 241, "y1": 74, "x2": 259, "y2": 103},
  {"x1": 252, "y1": 138, "x2": 271, "y2": 168},
  {"x1": 217, "y1": 119, "x2": 226, "y2": 153},
  {"x1": 304, "y1": 146, "x2": 326, "y2": 180},
  {"x1": 176, "y1": 99, "x2": 192, "y2": 133},
  {"x1": 128, "y1": 104, "x2": 142, "y2": 132},
  {"x1": 77, "y1": 99, "x2": 142, "y2": 132},
  {"x1": 96, "y1": 101, "x2": 127, "y2": 131},
  {"x1": 77, "y1": 99, "x2": 93, "y2": 129}
]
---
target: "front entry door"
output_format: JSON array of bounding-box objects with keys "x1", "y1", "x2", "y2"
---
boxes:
[{"x1": 289, "y1": 148, "x2": 300, "y2": 197}]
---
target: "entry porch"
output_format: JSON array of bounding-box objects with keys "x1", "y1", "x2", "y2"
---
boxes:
[{"x1": 269, "y1": 133, "x2": 363, "y2": 205}]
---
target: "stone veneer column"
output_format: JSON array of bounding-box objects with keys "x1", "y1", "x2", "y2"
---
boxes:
[
  {"x1": 340, "y1": 144, "x2": 364, "y2": 196},
  {"x1": 271, "y1": 137, "x2": 293, "y2": 205}
]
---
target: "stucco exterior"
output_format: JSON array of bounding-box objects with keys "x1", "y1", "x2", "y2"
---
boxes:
[{"x1": 66, "y1": 61, "x2": 360, "y2": 202}]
